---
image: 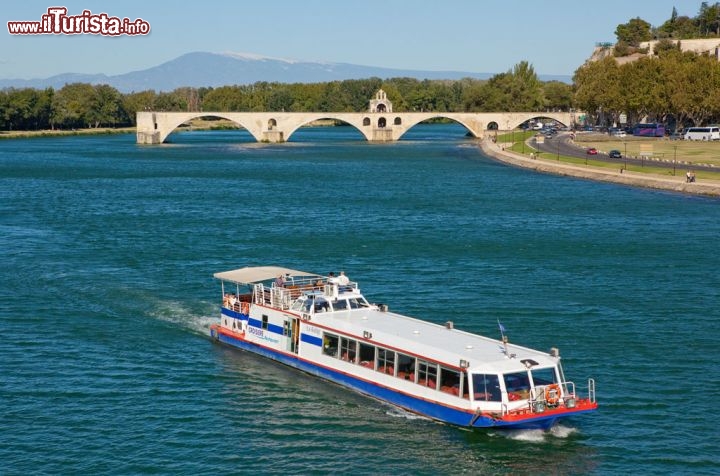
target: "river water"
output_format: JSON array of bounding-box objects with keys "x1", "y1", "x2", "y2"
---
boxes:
[{"x1": 1, "y1": 124, "x2": 718, "y2": 475}]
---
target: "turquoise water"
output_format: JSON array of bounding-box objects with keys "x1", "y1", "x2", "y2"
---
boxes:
[{"x1": 1, "y1": 124, "x2": 719, "y2": 475}]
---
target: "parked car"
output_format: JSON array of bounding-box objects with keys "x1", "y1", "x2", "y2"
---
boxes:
[
  {"x1": 669, "y1": 131, "x2": 685, "y2": 140},
  {"x1": 608, "y1": 149, "x2": 622, "y2": 158},
  {"x1": 611, "y1": 130, "x2": 627, "y2": 138},
  {"x1": 586, "y1": 147, "x2": 598, "y2": 155}
]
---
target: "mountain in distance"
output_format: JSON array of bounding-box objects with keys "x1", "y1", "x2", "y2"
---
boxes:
[{"x1": 0, "y1": 51, "x2": 571, "y2": 93}]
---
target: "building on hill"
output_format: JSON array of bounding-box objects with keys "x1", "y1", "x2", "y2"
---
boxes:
[{"x1": 588, "y1": 38, "x2": 720, "y2": 65}]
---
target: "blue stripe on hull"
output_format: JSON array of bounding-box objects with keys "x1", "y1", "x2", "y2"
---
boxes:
[
  {"x1": 212, "y1": 329, "x2": 561, "y2": 430},
  {"x1": 300, "y1": 333, "x2": 322, "y2": 347},
  {"x1": 221, "y1": 308, "x2": 247, "y2": 321}
]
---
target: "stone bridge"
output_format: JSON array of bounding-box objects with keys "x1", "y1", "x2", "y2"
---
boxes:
[{"x1": 136, "y1": 110, "x2": 580, "y2": 144}]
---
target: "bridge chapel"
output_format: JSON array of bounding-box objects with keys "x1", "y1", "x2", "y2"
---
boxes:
[{"x1": 369, "y1": 89, "x2": 392, "y2": 113}]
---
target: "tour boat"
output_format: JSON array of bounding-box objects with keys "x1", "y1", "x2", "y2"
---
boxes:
[{"x1": 210, "y1": 266, "x2": 597, "y2": 430}]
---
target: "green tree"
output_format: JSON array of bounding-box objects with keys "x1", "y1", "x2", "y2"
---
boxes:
[
  {"x1": 475, "y1": 73, "x2": 513, "y2": 111},
  {"x1": 154, "y1": 90, "x2": 187, "y2": 111},
  {"x1": 542, "y1": 81, "x2": 573, "y2": 111},
  {"x1": 460, "y1": 80, "x2": 488, "y2": 112},
  {"x1": 509, "y1": 61, "x2": 544, "y2": 110},
  {"x1": 1, "y1": 88, "x2": 53, "y2": 130},
  {"x1": 697, "y1": 2, "x2": 720, "y2": 36},
  {"x1": 573, "y1": 57, "x2": 622, "y2": 124},
  {"x1": 316, "y1": 81, "x2": 348, "y2": 112},
  {"x1": 623, "y1": 58, "x2": 667, "y2": 122},
  {"x1": 86, "y1": 84, "x2": 125, "y2": 127},
  {"x1": 654, "y1": 38, "x2": 681, "y2": 56},
  {"x1": 656, "y1": 14, "x2": 699, "y2": 39},
  {"x1": 615, "y1": 17, "x2": 653, "y2": 46},
  {"x1": 51, "y1": 83, "x2": 96, "y2": 129},
  {"x1": 266, "y1": 87, "x2": 293, "y2": 112},
  {"x1": 202, "y1": 86, "x2": 248, "y2": 111},
  {"x1": 122, "y1": 90, "x2": 158, "y2": 125}
]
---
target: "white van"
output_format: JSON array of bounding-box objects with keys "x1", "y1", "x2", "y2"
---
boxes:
[{"x1": 684, "y1": 127, "x2": 720, "y2": 141}]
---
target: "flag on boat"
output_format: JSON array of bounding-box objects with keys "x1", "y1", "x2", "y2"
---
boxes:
[{"x1": 498, "y1": 320, "x2": 506, "y2": 334}]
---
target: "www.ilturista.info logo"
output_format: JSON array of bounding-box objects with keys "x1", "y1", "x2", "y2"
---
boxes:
[{"x1": 7, "y1": 7, "x2": 150, "y2": 36}]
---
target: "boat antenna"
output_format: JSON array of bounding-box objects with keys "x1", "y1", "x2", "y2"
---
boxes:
[{"x1": 498, "y1": 320, "x2": 509, "y2": 356}]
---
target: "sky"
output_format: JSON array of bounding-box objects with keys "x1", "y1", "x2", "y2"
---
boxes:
[{"x1": 0, "y1": 0, "x2": 701, "y2": 80}]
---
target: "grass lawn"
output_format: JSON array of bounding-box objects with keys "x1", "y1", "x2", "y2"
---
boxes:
[
  {"x1": 496, "y1": 130, "x2": 720, "y2": 180},
  {"x1": 573, "y1": 133, "x2": 720, "y2": 167}
]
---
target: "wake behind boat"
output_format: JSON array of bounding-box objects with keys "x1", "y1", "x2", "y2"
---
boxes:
[{"x1": 209, "y1": 266, "x2": 597, "y2": 430}]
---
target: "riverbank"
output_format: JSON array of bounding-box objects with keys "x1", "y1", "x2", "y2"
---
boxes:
[
  {"x1": 0, "y1": 127, "x2": 134, "y2": 139},
  {"x1": 0, "y1": 118, "x2": 343, "y2": 140},
  {"x1": 479, "y1": 138, "x2": 720, "y2": 197}
]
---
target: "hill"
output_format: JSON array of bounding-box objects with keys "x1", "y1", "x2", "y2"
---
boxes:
[{"x1": 0, "y1": 51, "x2": 571, "y2": 93}]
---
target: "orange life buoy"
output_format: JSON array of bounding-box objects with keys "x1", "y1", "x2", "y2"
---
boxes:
[
  {"x1": 544, "y1": 384, "x2": 561, "y2": 406},
  {"x1": 241, "y1": 302, "x2": 250, "y2": 315}
]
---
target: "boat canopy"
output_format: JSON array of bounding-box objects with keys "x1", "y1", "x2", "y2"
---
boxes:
[{"x1": 213, "y1": 266, "x2": 319, "y2": 285}]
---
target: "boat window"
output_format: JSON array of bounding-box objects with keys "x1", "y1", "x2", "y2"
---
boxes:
[
  {"x1": 377, "y1": 348, "x2": 395, "y2": 375},
  {"x1": 340, "y1": 337, "x2": 357, "y2": 362},
  {"x1": 396, "y1": 353, "x2": 415, "y2": 381},
  {"x1": 313, "y1": 297, "x2": 330, "y2": 313},
  {"x1": 333, "y1": 299, "x2": 348, "y2": 310},
  {"x1": 417, "y1": 360, "x2": 438, "y2": 389},
  {"x1": 440, "y1": 367, "x2": 461, "y2": 396},
  {"x1": 472, "y1": 374, "x2": 501, "y2": 401},
  {"x1": 358, "y1": 342, "x2": 375, "y2": 369},
  {"x1": 262, "y1": 315, "x2": 268, "y2": 330},
  {"x1": 290, "y1": 297, "x2": 305, "y2": 312},
  {"x1": 504, "y1": 371, "x2": 531, "y2": 401},
  {"x1": 530, "y1": 367, "x2": 557, "y2": 386},
  {"x1": 323, "y1": 333, "x2": 339, "y2": 357},
  {"x1": 346, "y1": 297, "x2": 371, "y2": 309}
]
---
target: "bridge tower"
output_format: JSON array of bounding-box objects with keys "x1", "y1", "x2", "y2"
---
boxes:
[
  {"x1": 368, "y1": 89, "x2": 394, "y2": 141},
  {"x1": 369, "y1": 89, "x2": 392, "y2": 113}
]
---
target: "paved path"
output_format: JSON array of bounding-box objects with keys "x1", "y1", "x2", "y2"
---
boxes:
[{"x1": 479, "y1": 139, "x2": 720, "y2": 198}]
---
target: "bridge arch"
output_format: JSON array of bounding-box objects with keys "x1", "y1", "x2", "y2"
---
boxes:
[
  {"x1": 394, "y1": 113, "x2": 483, "y2": 140},
  {"x1": 157, "y1": 112, "x2": 263, "y2": 143},
  {"x1": 500, "y1": 113, "x2": 576, "y2": 131},
  {"x1": 283, "y1": 115, "x2": 370, "y2": 141}
]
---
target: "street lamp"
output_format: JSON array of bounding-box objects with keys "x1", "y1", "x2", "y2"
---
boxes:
[
  {"x1": 557, "y1": 139, "x2": 560, "y2": 160},
  {"x1": 623, "y1": 140, "x2": 627, "y2": 170},
  {"x1": 673, "y1": 145, "x2": 677, "y2": 176}
]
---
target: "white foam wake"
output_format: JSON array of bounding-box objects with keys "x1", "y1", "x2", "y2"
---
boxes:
[{"x1": 149, "y1": 299, "x2": 217, "y2": 337}]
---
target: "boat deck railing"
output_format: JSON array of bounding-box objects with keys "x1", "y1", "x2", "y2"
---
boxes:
[
  {"x1": 502, "y1": 379, "x2": 596, "y2": 416},
  {"x1": 253, "y1": 278, "x2": 360, "y2": 310},
  {"x1": 587, "y1": 378, "x2": 596, "y2": 403}
]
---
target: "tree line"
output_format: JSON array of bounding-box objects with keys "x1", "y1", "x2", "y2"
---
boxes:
[
  {"x1": 574, "y1": 48, "x2": 720, "y2": 129},
  {"x1": 575, "y1": 2, "x2": 720, "y2": 129},
  {"x1": 0, "y1": 62, "x2": 573, "y2": 131}
]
